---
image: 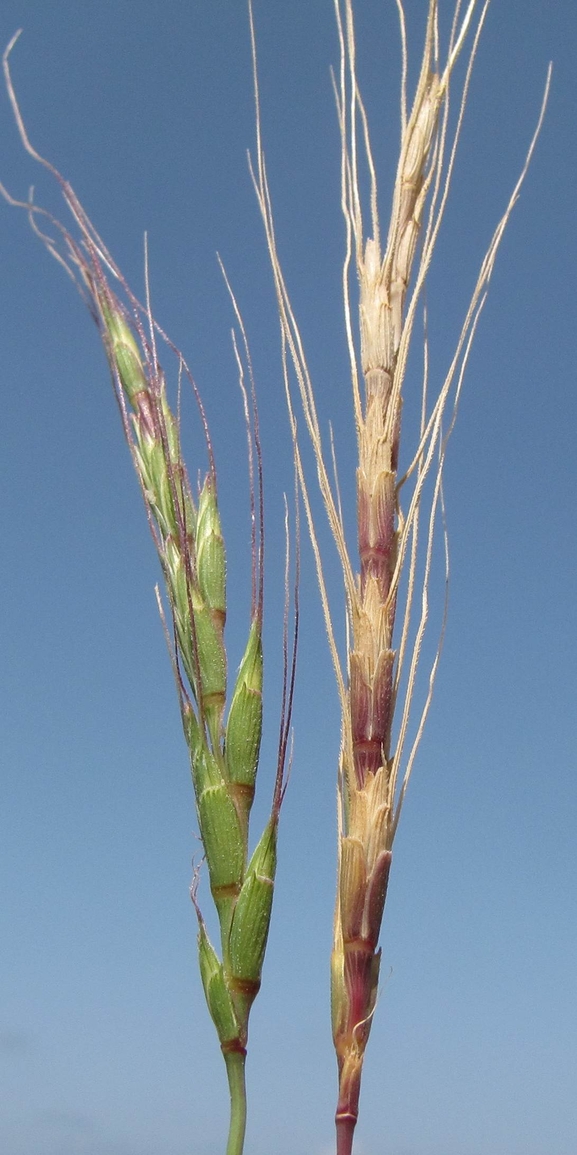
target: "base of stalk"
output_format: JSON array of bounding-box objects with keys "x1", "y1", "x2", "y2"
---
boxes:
[
  {"x1": 223, "y1": 1049, "x2": 247, "y2": 1155},
  {"x1": 336, "y1": 1111, "x2": 357, "y2": 1155}
]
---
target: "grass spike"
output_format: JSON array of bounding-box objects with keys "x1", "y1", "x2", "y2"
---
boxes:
[
  {"x1": 1, "y1": 32, "x2": 301, "y2": 1155},
  {"x1": 250, "y1": 2, "x2": 549, "y2": 1150}
]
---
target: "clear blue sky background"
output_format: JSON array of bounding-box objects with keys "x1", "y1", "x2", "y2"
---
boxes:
[{"x1": 1, "y1": 3, "x2": 575, "y2": 1154}]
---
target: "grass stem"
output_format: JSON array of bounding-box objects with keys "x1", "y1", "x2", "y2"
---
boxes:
[
  {"x1": 336, "y1": 1117, "x2": 356, "y2": 1155},
  {"x1": 224, "y1": 1050, "x2": 247, "y2": 1155}
]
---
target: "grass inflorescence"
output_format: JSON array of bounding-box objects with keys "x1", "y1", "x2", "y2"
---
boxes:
[
  {"x1": 251, "y1": 1, "x2": 549, "y2": 1150},
  {"x1": 1, "y1": 29, "x2": 298, "y2": 1155}
]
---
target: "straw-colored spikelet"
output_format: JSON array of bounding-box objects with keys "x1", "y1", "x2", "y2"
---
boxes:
[
  {"x1": 250, "y1": 0, "x2": 549, "y2": 1151},
  {"x1": 1, "y1": 36, "x2": 297, "y2": 1155}
]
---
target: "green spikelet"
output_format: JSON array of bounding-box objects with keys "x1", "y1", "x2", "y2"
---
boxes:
[
  {"x1": 189, "y1": 738, "x2": 223, "y2": 796},
  {"x1": 100, "y1": 300, "x2": 197, "y2": 550},
  {"x1": 228, "y1": 818, "x2": 277, "y2": 1013},
  {"x1": 182, "y1": 704, "x2": 202, "y2": 766},
  {"x1": 100, "y1": 303, "x2": 147, "y2": 405},
  {"x1": 191, "y1": 599, "x2": 227, "y2": 701},
  {"x1": 137, "y1": 438, "x2": 179, "y2": 538},
  {"x1": 196, "y1": 476, "x2": 226, "y2": 629},
  {"x1": 159, "y1": 386, "x2": 181, "y2": 466},
  {"x1": 225, "y1": 618, "x2": 263, "y2": 795},
  {"x1": 198, "y1": 921, "x2": 242, "y2": 1051},
  {"x1": 197, "y1": 781, "x2": 245, "y2": 911}
]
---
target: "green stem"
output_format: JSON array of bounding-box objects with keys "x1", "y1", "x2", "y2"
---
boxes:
[{"x1": 223, "y1": 1050, "x2": 247, "y2": 1155}]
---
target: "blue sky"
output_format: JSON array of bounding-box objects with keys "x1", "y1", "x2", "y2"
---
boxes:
[{"x1": 1, "y1": 2, "x2": 576, "y2": 1154}]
